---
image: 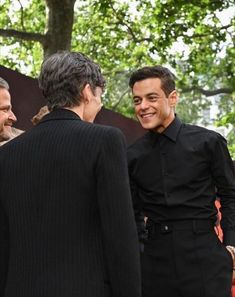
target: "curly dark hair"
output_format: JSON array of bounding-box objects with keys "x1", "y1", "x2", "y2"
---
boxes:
[{"x1": 38, "y1": 51, "x2": 105, "y2": 110}]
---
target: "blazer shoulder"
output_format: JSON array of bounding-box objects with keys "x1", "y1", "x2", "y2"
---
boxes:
[{"x1": 90, "y1": 122, "x2": 125, "y2": 140}]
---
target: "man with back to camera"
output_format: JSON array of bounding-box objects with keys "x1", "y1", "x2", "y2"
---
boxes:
[
  {"x1": 127, "y1": 65, "x2": 235, "y2": 297},
  {"x1": 0, "y1": 77, "x2": 18, "y2": 145},
  {"x1": 0, "y1": 51, "x2": 141, "y2": 297}
]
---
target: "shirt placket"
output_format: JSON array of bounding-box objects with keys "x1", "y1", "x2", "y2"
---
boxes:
[{"x1": 159, "y1": 137, "x2": 169, "y2": 205}]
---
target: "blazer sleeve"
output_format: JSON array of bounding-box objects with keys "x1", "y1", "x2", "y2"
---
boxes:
[
  {"x1": 95, "y1": 127, "x2": 141, "y2": 297},
  {"x1": 0, "y1": 200, "x2": 9, "y2": 296}
]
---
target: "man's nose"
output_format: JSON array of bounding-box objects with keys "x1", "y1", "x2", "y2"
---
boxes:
[
  {"x1": 8, "y1": 110, "x2": 17, "y2": 122},
  {"x1": 139, "y1": 99, "x2": 149, "y2": 109}
]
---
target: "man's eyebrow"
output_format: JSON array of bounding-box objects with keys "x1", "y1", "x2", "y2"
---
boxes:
[
  {"x1": 0, "y1": 104, "x2": 11, "y2": 110},
  {"x1": 133, "y1": 92, "x2": 159, "y2": 98},
  {"x1": 146, "y1": 92, "x2": 160, "y2": 96}
]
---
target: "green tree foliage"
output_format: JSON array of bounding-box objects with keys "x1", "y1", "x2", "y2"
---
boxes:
[{"x1": 0, "y1": 0, "x2": 234, "y2": 126}]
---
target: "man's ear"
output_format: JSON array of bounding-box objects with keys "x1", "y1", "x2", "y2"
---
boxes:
[
  {"x1": 168, "y1": 90, "x2": 178, "y2": 108},
  {"x1": 81, "y1": 84, "x2": 92, "y2": 104}
]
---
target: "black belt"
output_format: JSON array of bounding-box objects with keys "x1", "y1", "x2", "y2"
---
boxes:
[{"x1": 146, "y1": 219, "x2": 215, "y2": 236}]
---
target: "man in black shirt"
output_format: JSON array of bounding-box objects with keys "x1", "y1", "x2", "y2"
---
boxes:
[{"x1": 127, "y1": 65, "x2": 235, "y2": 297}]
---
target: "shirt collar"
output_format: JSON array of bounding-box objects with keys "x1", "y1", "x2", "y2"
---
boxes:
[
  {"x1": 162, "y1": 115, "x2": 182, "y2": 142},
  {"x1": 148, "y1": 115, "x2": 182, "y2": 143}
]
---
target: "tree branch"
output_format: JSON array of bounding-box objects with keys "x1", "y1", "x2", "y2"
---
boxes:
[
  {"x1": 17, "y1": 0, "x2": 26, "y2": 31},
  {"x1": 0, "y1": 29, "x2": 45, "y2": 44},
  {"x1": 111, "y1": 87, "x2": 129, "y2": 110},
  {"x1": 188, "y1": 24, "x2": 232, "y2": 39},
  {"x1": 181, "y1": 86, "x2": 233, "y2": 96},
  {"x1": 109, "y1": 3, "x2": 148, "y2": 43}
]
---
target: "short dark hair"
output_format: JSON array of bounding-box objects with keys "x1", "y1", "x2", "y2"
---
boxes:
[
  {"x1": 129, "y1": 66, "x2": 176, "y2": 97},
  {"x1": 0, "y1": 77, "x2": 9, "y2": 90},
  {"x1": 38, "y1": 51, "x2": 105, "y2": 110}
]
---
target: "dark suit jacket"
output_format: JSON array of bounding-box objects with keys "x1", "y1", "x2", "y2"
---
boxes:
[{"x1": 0, "y1": 109, "x2": 141, "y2": 297}]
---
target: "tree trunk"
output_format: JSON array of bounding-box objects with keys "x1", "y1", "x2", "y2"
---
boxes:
[{"x1": 44, "y1": 0, "x2": 76, "y2": 57}]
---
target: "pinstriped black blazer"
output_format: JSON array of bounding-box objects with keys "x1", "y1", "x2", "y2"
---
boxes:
[{"x1": 0, "y1": 109, "x2": 141, "y2": 297}]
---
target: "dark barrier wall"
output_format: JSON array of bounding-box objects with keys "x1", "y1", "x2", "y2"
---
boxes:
[
  {"x1": 0, "y1": 65, "x2": 145, "y2": 145},
  {"x1": 95, "y1": 108, "x2": 146, "y2": 145}
]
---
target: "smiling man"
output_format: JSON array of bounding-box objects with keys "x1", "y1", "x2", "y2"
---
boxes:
[
  {"x1": 127, "y1": 65, "x2": 235, "y2": 297},
  {"x1": 0, "y1": 77, "x2": 17, "y2": 144}
]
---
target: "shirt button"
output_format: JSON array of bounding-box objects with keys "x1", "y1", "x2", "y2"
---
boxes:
[{"x1": 164, "y1": 225, "x2": 168, "y2": 231}]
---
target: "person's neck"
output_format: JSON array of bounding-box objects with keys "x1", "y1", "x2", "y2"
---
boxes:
[
  {"x1": 153, "y1": 113, "x2": 175, "y2": 134},
  {"x1": 64, "y1": 105, "x2": 85, "y2": 120}
]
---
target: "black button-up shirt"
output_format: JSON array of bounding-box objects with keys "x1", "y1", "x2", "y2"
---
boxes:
[{"x1": 127, "y1": 116, "x2": 235, "y2": 245}]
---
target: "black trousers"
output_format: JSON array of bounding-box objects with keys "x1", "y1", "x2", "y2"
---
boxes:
[{"x1": 141, "y1": 220, "x2": 233, "y2": 297}]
